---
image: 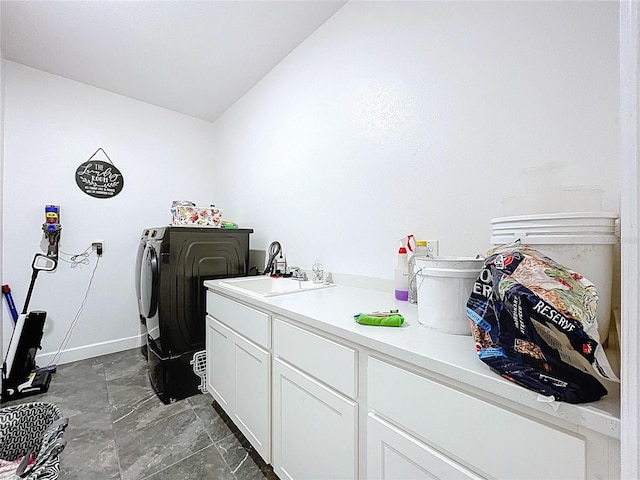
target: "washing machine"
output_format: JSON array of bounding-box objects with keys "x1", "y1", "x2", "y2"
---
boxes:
[{"x1": 138, "y1": 226, "x2": 253, "y2": 403}]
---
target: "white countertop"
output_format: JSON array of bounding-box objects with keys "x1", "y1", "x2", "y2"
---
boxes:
[{"x1": 204, "y1": 278, "x2": 620, "y2": 440}]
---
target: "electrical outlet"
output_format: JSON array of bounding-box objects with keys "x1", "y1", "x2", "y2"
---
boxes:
[
  {"x1": 426, "y1": 240, "x2": 439, "y2": 257},
  {"x1": 92, "y1": 240, "x2": 104, "y2": 257}
]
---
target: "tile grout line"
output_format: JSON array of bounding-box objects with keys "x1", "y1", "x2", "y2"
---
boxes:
[
  {"x1": 103, "y1": 358, "x2": 126, "y2": 480},
  {"x1": 138, "y1": 443, "x2": 215, "y2": 480}
]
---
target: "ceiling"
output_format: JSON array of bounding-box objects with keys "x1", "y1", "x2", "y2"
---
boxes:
[{"x1": 1, "y1": 0, "x2": 346, "y2": 123}]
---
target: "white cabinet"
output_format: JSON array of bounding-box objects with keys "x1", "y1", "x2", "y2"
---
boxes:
[
  {"x1": 367, "y1": 413, "x2": 482, "y2": 480},
  {"x1": 205, "y1": 316, "x2": 234, "y2": 410},
  {"x1": 204, "y1": 285, "x2": 619, "y2": 480},
  {"x1": 367, "y1": 356, "x2": 587, "y2": 480},
  {"x1": 205, "y1": 316, "x2": 271, "y2": 461},
  {"x1": 272, "y1": 357, "x2": 357, "y2": 480},
  {"x1": 272, "y1": 317, "x2": 357, "y2": 397},
  {"x1": 205, "y1": 293, "x2": 272, "y2": 463},
  {"x1": 272, "y1": 318, "x2": 358, "y2": 480}
]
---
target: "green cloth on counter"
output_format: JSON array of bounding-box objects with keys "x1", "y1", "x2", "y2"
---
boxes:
[{"x1": 355, "y1": 313, "x2": 404, "y2": 327}]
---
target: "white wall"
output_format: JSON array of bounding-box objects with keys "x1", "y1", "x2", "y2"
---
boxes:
[
  {"x1": 0, "y1": 1, "x2": 621, "y2": 365},
  {"x1": 2, "y1": 62, "x2": 218, "y2": 364},
  {"x1": 210, "y1": 1, "x2": 620, "y2": 280}
]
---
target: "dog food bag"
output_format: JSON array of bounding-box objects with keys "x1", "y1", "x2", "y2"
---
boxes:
[{"x1": 466, "y1": 243, "x2": 618, "y2": 404}]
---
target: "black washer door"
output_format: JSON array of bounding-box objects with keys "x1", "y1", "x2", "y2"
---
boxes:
[{"x1": 140, "y1": 243, "x2": 159, "y2": 319}]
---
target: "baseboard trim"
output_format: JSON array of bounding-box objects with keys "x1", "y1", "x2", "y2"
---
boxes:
[{"x1": 38, "y1": 334, "x2": 146, "y2": 366}]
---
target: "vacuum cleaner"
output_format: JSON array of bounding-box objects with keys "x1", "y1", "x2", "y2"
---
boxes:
[{"x1": 2, "y1": 205, "x2": 61, "y2": 402}]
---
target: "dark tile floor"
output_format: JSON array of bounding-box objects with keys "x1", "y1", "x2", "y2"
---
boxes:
[{"x1": 3, "y1": 348, "x2": 273, "y2": 480}]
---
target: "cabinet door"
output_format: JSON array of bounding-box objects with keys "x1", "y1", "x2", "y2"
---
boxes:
[
  {"x1": 232, "y1": 332, "x2": 271, "y2": 463},
  {"x1": 367, "y1": 413, "x2": 482, "y2": 480},
  {"x1": 368, "y1": 357, "x2": 586, "y2": 480},
  {"x1": 206, "y1": 316, "x2": 234, "y2": 412},
  {"x1": 272, "y1": 358, "x2": 357, "y2": 480}
]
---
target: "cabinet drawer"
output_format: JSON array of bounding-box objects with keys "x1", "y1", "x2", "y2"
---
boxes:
[
  {"x1": 367, "y1": 413, "x2": 482, "y2": 480},
  {"x1": 368, "y1": 357, "x2": 585, "y2": 480},
  {"x1": 273, "y1": 318, "x2": 357, "y2": 398},
  {"x1": 206, "y1": 291, "x2": 270, "y2": 348}
]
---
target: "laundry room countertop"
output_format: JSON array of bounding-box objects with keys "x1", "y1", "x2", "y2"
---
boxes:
[{"x1": 204, "y1": 277, "x2": 621, "y2": 440}]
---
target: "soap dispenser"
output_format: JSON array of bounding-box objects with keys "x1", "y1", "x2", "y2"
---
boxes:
[{"x1": 312, "y1": 260, "x2": 324, "y2": 284}]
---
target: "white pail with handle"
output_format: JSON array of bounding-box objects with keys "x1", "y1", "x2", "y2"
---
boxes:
[
  {"x1": 490, "y1": 212, "x2": 618, "y2": 343},
  {"x1": 415, "y1": 257, "x2": 484, "y2": 335}
]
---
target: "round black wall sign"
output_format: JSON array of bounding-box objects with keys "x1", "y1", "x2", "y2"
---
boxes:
[{"x1": 75, "y1": 160, "x2": 124, "y2": 198}]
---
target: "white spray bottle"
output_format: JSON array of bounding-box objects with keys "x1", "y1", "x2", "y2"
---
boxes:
[{"x1": 394, "y1": 236, "x2": 413, "y2": 301}]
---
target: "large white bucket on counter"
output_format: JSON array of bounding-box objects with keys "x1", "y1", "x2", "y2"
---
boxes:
[
  {"x1": 490, "y1": 212, "x2": 618, "y2": 343},
  {"x1": 415, "y1": 257, "x2": 484, "y2": 335}
]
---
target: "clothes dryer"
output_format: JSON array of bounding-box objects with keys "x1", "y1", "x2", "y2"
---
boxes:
[{"x1": 139, "y1": 226, "x2": 252, "y2": 403}]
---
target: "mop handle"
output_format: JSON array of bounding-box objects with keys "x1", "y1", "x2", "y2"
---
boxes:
[
  {"x1": 1, "y1": 285, "x2": 19, "y2": 323},
  {"x1": 21, "y1": 270, "x2": 39, "y2": 316}
]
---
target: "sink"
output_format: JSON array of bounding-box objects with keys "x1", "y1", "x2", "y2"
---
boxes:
[{"x1": 218, "y1": 276, "x2": 336, "y2": 297}]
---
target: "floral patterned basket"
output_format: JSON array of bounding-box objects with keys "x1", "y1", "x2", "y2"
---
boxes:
[
  {"x1": 170, "y1": 205, "x2": 223, "y2": 227},
  {"x1": 0, "y1": 402, "x2": 68, "y2": 480}
]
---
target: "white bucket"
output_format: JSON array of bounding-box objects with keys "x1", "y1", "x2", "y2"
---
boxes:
[
  {"x1": 490, "y1": 212, "x2": 618, "y2": 343},
  {"x1": 415, "y1": 257, "x2": 484, "y2": 335}
]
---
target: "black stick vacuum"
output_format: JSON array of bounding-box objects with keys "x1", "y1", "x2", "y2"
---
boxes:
[{"x1": 1, "y1": 205, "x2": 61, "y2": 402}]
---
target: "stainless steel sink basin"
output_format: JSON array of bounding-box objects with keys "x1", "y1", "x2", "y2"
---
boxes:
[{"x1": 218, "y1": 276, "x2": 335, "y2": 297}]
